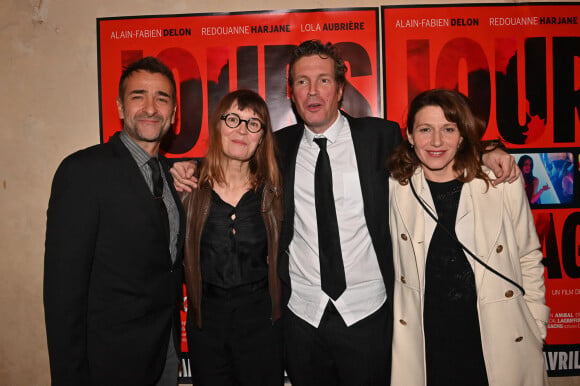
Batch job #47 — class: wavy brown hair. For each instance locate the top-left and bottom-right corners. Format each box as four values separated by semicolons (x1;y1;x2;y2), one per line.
388;88;492;187
199;89;281;191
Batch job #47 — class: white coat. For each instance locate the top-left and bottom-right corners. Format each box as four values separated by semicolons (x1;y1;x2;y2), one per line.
389;167;550;386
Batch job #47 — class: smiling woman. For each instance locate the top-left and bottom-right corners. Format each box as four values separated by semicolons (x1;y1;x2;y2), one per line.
407;105;463;182
179;89;284;386
217;103;264;166
387;89;549;386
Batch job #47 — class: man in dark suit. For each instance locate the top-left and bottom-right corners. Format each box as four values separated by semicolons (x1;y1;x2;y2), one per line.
44;56;185;386
275;40;401;386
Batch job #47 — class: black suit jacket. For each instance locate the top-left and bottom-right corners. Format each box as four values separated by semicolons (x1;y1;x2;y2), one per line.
275;111;402;310
44;132;185;386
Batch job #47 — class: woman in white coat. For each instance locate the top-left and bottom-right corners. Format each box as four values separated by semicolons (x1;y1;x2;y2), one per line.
387;89;549;386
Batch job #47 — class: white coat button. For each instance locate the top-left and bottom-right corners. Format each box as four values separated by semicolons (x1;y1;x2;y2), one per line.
401;234;408;241
399;319;407;326
496;245;503;253
401;276;406;284
505;290;514;298
515;336;523;342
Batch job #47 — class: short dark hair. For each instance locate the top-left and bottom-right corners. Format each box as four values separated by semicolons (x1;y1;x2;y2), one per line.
287;40;347;90
118;56;176;101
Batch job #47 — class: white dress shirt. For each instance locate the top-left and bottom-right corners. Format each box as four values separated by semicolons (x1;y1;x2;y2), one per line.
287;113;386;327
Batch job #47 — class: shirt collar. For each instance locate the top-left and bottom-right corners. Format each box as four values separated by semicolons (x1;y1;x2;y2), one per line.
119;131;158;167
303;111;344;146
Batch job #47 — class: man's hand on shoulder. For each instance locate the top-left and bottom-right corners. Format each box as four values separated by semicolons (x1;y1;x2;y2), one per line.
481;147;519;185
170;160;198;192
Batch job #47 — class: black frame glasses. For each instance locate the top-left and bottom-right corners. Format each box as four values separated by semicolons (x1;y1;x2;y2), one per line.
220;113;264;133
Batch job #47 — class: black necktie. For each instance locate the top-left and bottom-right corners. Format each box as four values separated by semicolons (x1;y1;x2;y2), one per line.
313;137;346;300
147;157;170;241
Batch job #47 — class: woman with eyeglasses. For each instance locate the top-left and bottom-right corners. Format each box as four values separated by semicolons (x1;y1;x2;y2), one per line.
387;89;549;386
180;89;284;386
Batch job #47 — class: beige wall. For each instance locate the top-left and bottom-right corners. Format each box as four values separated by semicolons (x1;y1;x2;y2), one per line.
1;0;578;384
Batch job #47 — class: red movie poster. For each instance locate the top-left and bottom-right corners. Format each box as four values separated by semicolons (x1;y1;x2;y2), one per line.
98;9;379;382
383;3;580;377
98;9;379;159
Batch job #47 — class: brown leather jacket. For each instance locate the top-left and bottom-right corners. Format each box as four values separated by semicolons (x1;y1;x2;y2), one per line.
181;183;283;328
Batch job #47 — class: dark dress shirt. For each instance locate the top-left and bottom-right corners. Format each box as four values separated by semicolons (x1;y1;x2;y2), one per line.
201;189;268;289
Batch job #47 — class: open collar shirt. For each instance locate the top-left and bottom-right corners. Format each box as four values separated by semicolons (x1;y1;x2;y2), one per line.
120;131;179;262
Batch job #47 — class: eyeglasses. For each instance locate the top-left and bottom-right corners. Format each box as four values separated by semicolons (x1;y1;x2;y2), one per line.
220;113;264;133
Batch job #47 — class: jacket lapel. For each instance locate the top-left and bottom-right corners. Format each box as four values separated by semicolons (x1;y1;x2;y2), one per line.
350;118;372;204
110;133;156;209
110;133;175;256
467;179;504;288
281;127;303;230
349;115;385;245
275;124;304;286
404;172;431;284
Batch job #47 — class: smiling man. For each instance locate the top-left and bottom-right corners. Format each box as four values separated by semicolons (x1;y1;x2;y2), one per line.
44;57;184;386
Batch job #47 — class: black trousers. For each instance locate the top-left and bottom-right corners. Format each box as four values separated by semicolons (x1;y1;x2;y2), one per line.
283;301;392;386
154;328;179;386
186;284;284;386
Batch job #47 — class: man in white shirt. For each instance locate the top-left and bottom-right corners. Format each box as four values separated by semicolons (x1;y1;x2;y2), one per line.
275;39;401;386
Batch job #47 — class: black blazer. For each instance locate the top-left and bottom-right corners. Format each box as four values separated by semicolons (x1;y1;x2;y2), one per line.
274;112;402;308
44;132;185;386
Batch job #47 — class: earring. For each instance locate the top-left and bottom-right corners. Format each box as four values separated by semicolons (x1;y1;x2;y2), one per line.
410;143;414;149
